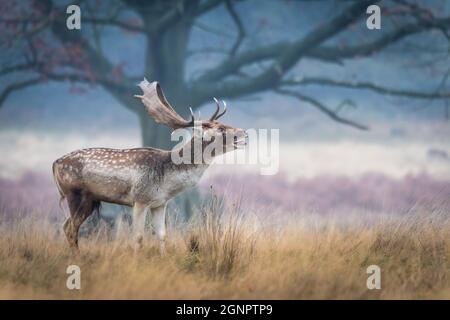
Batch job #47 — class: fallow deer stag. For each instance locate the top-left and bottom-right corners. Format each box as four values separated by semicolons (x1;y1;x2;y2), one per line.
53;78;247;253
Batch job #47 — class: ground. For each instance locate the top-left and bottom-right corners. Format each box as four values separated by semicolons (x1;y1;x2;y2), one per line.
0;205;448;300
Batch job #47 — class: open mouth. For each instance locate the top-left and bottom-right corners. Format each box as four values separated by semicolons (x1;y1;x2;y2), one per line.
233;134;248;148
234;140;246;148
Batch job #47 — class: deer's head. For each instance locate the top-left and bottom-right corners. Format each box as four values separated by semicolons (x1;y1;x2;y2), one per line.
135;79;247;156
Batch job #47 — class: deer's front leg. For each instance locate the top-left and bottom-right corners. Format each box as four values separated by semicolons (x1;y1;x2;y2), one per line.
132;202;149;252
151;203;167;255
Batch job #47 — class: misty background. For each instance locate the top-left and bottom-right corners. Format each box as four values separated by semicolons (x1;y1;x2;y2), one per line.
1;0;449;220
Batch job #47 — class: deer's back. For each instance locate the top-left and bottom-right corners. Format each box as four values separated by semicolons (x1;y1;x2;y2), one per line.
53;147;169;206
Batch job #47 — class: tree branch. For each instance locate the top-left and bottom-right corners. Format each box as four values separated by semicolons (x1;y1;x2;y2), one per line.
0;62;40;76
193;21;234;38
309;16;450;61
275;88;369;131
0;17;50;39
190;0;377;105
45;72;138;112
43;72;128;88
194;14;450;85
148;0;224;35
194;42;288;83
282;77;450;99
0;77;43;108
43;2;140;112
225;0;245;56
83;17;146;33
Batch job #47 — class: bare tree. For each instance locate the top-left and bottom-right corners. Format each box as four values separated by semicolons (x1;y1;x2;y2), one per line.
1;0;450;216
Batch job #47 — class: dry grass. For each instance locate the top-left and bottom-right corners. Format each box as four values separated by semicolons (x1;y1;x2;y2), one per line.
0;203;449;299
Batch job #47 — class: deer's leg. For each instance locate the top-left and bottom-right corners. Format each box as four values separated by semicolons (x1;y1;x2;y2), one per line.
132;202;148;251
63;217;72;243
65;191;82;249
66;190;97;250
151;203;167;255
73;199;100;246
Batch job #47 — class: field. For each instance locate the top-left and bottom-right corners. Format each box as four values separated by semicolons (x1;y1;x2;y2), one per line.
0;200;449;299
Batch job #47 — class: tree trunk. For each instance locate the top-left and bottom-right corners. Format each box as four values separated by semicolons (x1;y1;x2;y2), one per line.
137;3;201;222
139;108;173;148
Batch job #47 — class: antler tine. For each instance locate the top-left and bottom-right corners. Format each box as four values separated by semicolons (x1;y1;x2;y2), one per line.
210;97;221;121
215;100;228;120
189;107;195;125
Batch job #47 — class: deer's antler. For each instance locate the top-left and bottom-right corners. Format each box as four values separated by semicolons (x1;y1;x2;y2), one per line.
135;78;194;129
210;97;228;121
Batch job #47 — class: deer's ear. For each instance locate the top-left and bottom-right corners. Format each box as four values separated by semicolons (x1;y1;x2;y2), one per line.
135;79;193;129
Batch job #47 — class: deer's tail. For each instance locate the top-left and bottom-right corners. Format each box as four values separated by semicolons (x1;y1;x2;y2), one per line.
52;161;66;209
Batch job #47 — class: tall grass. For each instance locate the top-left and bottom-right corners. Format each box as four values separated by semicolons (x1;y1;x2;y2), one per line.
0;204;449;299
186;193;256;278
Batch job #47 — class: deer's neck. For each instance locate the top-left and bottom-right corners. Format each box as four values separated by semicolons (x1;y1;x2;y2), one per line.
170;137;215;167
162;138;211;195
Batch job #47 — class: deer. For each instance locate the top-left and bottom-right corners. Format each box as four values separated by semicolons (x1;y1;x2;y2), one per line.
52;78;247;254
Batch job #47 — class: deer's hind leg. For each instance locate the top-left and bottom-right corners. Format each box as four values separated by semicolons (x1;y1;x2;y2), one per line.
65;190;99;250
